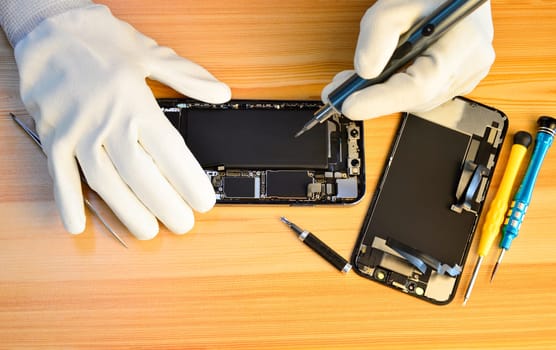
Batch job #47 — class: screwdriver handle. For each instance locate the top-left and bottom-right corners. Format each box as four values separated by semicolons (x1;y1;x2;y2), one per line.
477;131;531;257
500;117;556;250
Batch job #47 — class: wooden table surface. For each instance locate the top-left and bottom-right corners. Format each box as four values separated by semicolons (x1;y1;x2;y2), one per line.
1;1;555;348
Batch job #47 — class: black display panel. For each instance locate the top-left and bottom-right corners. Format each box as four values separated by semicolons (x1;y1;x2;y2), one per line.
352;97;508;304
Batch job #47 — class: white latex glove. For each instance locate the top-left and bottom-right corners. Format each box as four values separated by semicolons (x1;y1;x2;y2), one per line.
14;4;231;239
322;0;495;120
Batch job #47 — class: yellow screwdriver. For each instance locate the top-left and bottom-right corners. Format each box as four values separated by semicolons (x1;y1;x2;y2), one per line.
463;131;532;305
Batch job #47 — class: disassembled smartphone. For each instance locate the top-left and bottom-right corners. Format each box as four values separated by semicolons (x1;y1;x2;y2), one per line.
351;96;508;304
158;99;365;204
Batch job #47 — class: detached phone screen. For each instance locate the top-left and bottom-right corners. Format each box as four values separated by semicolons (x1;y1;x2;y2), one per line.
369;115;476;267
352;97;508;304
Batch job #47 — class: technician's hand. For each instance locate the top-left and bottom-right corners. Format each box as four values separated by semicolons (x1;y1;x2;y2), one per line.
14;5;231;239
322;0;494;120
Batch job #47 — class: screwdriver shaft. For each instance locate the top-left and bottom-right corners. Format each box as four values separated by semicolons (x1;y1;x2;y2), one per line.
490;249;506;282
463;256;483;305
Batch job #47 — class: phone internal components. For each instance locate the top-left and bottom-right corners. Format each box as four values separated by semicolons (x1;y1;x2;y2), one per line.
158;99;365;204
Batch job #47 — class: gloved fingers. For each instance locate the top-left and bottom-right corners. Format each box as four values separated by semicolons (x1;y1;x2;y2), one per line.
42;130;86;234
344;0;494;119
456;67;492;96
459;1;494;42
403;25;494;113
419;11;495;76
75;138;160;240
103;121;196;235
355;0;439;79
147;46;232;104
409;67;492;113
137;104;216;213
321;70;356;103
341;55;446;120
342;32;494;121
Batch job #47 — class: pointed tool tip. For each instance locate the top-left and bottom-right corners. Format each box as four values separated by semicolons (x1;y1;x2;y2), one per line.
10;112;22;124
294;130;304;138
490;264;499;283
491;249;506;283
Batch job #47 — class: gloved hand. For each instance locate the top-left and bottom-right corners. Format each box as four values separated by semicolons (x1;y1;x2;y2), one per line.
14;4;231;239
322;0;494;120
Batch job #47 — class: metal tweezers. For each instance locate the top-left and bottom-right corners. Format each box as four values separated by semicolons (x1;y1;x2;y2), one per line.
10;113;128;248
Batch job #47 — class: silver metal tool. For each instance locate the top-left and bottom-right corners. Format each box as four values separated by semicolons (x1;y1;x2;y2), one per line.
11;113;128;248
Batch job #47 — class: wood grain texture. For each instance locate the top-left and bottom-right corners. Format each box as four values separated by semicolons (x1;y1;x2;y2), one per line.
1;1;556;348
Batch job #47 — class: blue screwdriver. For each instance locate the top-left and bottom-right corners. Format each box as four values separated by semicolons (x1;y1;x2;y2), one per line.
490;116;556;281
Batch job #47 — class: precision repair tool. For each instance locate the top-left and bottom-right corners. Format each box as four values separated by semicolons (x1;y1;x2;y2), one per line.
10;113;128;248
491;116;556;281
280;217;352;273
295;0;488;138
463;131;532;305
